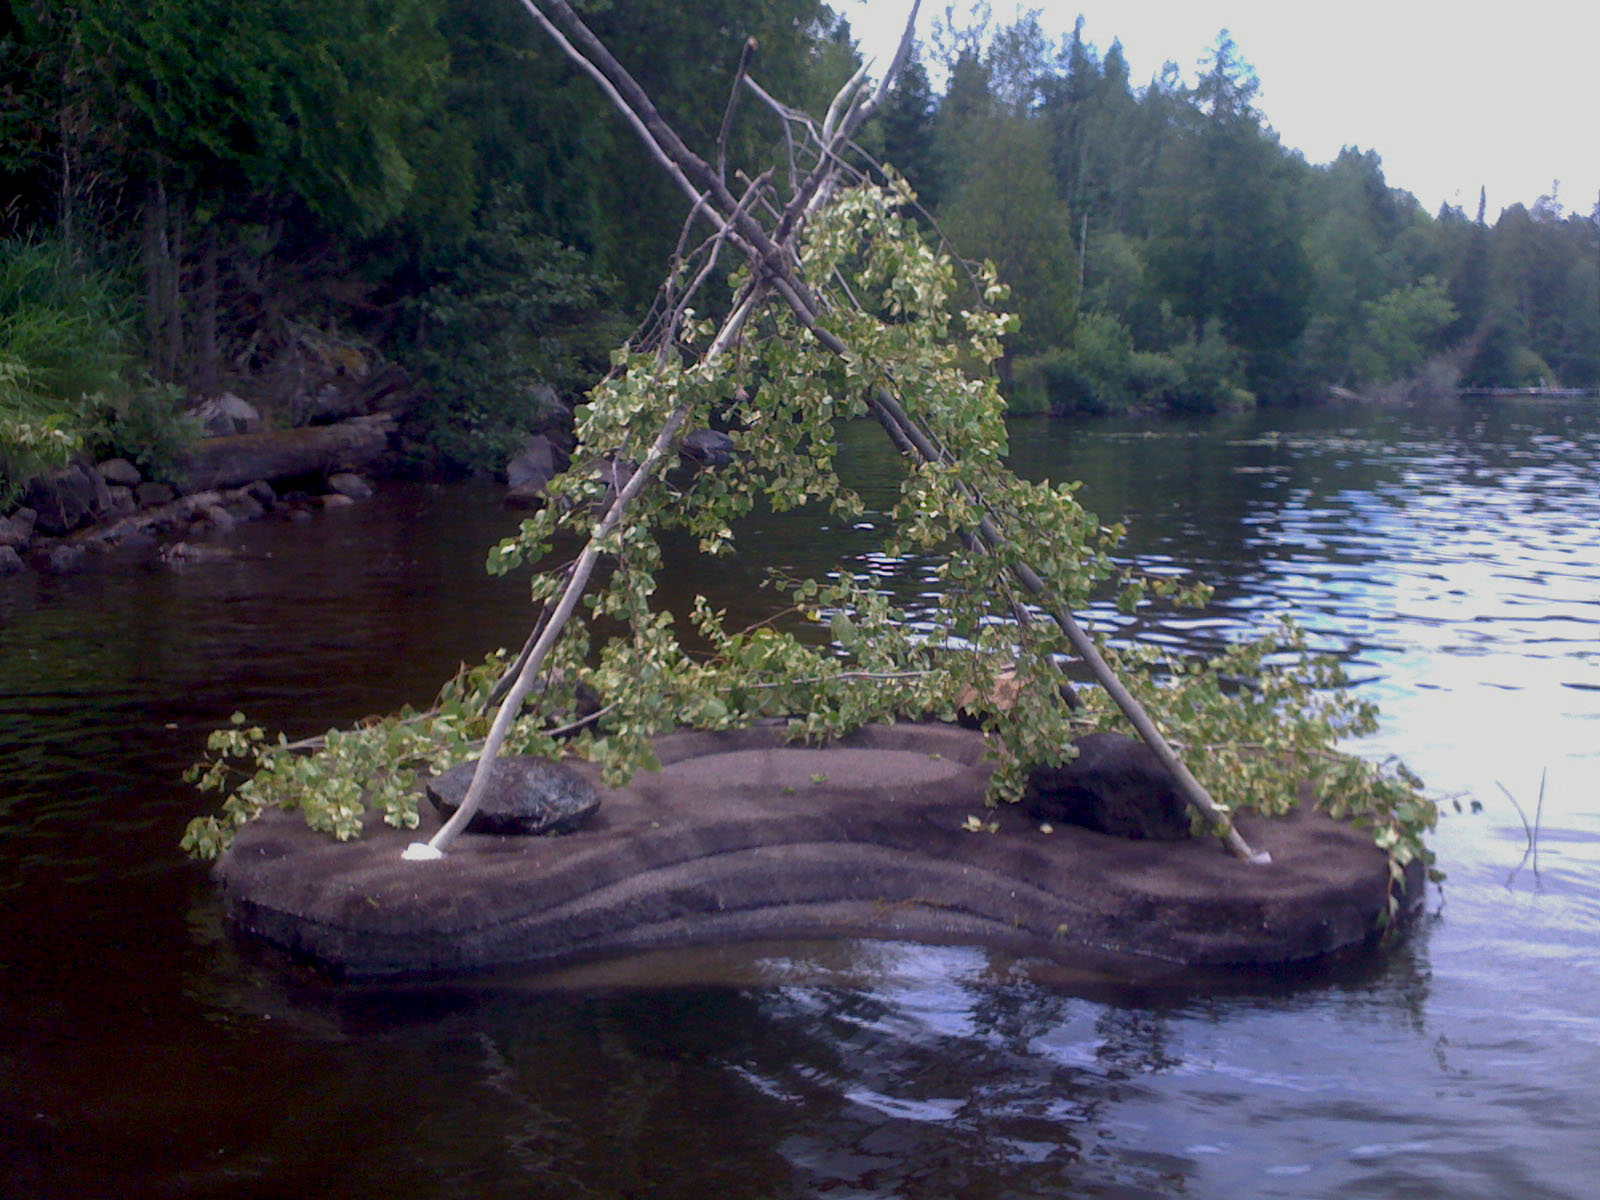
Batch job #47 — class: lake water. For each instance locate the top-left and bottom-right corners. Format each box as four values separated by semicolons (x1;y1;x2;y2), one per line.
2;400;1597;1198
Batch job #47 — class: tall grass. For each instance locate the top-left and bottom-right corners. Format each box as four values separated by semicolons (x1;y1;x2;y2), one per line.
0;237;132;506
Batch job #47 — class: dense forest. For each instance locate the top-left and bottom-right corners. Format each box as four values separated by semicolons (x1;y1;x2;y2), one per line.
2;1;1596;503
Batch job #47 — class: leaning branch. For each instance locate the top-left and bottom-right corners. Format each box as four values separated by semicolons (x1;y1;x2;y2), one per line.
715;37;759;185
514;0;703;213
407;283;767;857
768;278;1256;856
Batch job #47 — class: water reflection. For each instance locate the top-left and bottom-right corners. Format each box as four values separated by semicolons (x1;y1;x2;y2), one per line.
164;922;1454;1199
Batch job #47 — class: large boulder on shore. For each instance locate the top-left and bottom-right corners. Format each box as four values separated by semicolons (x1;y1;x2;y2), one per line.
1022;732;1193;840
0;508;36;549
96;458;142;488
136;482;177;508
426;756;602;836
105;485;137;515
189;393;261;437
24;464;112;535
504;435;565;510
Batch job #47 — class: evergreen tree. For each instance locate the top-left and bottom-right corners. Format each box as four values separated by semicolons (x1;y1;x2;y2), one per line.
871;49;940;204
931;13;1077;359
1295;147;1441;386
939;110;1077;357
1040;17;1098;216
1145;33;1311;374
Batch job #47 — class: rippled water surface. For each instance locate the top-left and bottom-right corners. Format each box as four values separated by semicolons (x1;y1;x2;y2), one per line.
2;402;1597;1198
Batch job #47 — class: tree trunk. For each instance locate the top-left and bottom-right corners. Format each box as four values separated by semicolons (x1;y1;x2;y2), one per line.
141;179;186;384
180;414;396;493
166;199;186;382
142;181;167;378
194;220;220;399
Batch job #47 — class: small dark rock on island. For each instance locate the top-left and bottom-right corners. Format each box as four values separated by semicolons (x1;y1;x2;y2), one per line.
1022;732;1193;840
425;756;602;836
679;428;736;468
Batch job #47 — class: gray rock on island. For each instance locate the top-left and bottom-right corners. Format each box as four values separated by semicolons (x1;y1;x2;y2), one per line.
679;428;735;468
504;435;566;510
425;756;602;836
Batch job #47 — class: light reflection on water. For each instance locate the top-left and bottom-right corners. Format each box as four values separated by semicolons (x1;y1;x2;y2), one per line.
2;401;1598;1198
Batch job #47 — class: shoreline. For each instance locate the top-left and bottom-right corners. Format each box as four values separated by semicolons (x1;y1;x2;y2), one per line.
0;414;396;577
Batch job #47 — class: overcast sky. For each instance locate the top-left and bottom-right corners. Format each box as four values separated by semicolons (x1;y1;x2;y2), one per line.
843;1;1599;220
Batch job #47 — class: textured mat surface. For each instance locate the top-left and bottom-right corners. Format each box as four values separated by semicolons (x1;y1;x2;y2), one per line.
216;724;1421;979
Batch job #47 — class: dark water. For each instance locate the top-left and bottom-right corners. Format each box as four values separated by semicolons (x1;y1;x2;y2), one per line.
2;402;1597;1198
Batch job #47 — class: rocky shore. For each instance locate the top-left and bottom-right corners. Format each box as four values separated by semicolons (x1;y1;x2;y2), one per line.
0;408;395;577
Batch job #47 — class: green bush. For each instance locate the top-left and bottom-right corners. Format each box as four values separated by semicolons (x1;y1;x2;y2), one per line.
1164;319;1254;413
1354;276;1458;384
1004;355;1052;415
0;379;80;507
1510;348;1558;388
1065;311;1136;412
1010;314;1136;417
1014;313;1213;417
1011;313;1256;419
89;381;197;485
0;239;130;398
1127;349;1184;404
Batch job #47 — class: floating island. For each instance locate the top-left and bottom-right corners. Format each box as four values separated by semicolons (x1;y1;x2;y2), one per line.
214;723;1423;981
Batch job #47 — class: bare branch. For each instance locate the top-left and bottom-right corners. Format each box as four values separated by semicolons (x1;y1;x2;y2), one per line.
776;2;920;240
716;37;759;185
515;0;704;214
674;170;775;339
821;57;873;145
526;0;775;263
865;1;923;118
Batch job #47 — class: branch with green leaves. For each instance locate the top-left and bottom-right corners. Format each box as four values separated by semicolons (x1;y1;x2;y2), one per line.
184;2;1436;904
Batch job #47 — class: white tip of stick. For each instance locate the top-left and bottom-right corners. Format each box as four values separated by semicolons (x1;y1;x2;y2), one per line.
402;842;446;862
1249;849;1273;866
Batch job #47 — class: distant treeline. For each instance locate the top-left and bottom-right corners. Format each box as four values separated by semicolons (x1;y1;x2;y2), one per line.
884;13;1598;413
2;2;1596;496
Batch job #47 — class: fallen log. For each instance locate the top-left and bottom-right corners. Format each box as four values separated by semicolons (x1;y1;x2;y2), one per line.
180;413;395;493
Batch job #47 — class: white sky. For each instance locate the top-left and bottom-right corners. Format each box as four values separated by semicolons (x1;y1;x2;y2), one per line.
843;1;1600;220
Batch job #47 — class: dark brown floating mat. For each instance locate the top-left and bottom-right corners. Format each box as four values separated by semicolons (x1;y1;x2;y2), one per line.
215;723;1424;980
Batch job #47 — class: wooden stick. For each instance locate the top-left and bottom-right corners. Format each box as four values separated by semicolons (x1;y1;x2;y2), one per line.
410;285;765;856
770;281;1261;858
